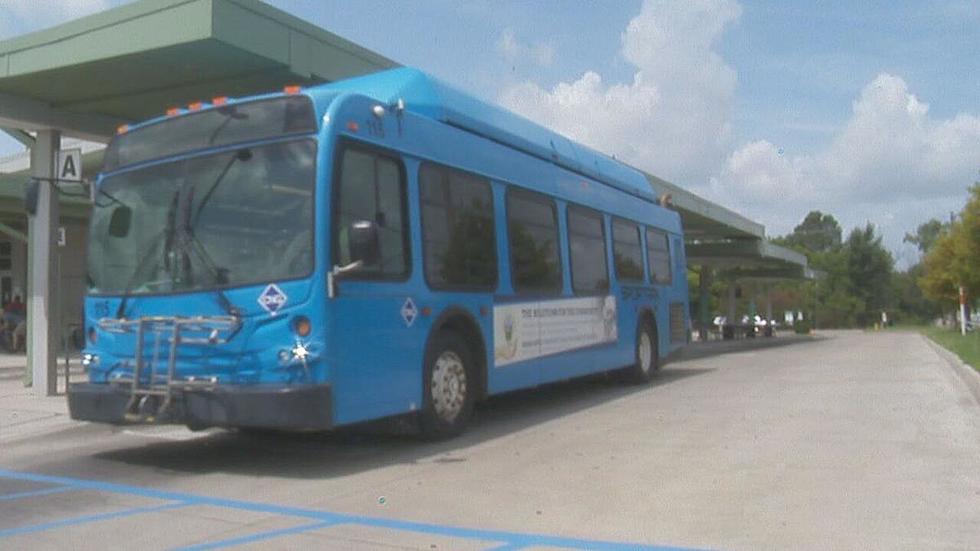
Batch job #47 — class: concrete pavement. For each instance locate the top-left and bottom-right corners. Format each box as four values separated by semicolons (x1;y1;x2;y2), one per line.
0;354;82;446
0;330;978;550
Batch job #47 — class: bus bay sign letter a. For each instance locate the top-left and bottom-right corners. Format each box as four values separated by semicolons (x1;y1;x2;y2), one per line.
57;148;82;182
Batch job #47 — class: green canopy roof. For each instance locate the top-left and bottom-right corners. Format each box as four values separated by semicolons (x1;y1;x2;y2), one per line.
0;0;397;141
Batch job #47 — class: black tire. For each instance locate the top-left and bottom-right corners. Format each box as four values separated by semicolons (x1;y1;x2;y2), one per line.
418;330;476;440
624;319;659;384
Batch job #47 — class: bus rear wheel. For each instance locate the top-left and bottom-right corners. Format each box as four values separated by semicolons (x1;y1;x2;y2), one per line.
419;331;476;440
625;320;659;384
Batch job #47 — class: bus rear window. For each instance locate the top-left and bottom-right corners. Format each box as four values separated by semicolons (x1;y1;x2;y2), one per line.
103;96;318;171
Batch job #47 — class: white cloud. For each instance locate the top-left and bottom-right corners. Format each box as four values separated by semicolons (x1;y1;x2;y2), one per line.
496;28;555;67
498;1;979;267
499;0;742;186
0;0;112;39
707;73;980;264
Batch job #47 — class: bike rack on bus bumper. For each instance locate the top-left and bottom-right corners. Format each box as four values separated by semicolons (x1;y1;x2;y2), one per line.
97;315;241;422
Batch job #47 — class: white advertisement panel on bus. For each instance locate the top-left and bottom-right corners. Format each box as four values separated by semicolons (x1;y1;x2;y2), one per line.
493;295;618;367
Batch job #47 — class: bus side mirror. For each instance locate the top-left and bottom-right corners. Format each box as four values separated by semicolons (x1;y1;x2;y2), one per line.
348;220;380;266
108;205;132;238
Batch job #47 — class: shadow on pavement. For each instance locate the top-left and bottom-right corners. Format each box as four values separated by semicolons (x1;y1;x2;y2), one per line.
84;366;714;480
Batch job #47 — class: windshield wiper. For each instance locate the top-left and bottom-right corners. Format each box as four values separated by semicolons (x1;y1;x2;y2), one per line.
114;189;180;318
113;148;250;320
178;183;240;318
182;233;239;317
207;105;249;145
190;148;252;229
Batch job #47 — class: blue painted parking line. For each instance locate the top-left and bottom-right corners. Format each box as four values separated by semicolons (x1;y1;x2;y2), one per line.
0;486;75;501
485;543;524;550
0;469;346;523
174;520;341;551
0;470;708;551
0;501;189;538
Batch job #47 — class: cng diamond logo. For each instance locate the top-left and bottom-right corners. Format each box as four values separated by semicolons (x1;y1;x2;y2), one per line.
401;297;418;327
258;284;288;315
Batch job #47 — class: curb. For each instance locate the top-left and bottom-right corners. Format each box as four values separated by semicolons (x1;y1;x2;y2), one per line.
922;334;980;406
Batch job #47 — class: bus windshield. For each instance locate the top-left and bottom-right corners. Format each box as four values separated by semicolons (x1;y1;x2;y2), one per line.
87;139;316;296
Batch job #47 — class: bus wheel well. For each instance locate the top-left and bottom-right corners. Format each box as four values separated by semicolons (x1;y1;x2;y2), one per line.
638;309;657;339
434;312;487;400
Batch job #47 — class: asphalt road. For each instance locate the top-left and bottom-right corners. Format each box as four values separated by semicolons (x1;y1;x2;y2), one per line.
1;330;978;550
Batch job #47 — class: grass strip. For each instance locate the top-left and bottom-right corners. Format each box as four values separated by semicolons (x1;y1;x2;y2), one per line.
921;326;980;371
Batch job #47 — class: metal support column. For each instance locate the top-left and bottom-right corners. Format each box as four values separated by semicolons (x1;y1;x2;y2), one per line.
27;129;60;396
765;285;773;323
746;283;757;338
765;284;774;337
724;279;737;340
698;266;711;341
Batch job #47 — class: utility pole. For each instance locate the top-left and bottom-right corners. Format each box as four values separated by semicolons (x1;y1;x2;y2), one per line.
960;286;968;336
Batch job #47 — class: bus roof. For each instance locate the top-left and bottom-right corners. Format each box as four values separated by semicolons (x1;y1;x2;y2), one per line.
310;67;658;203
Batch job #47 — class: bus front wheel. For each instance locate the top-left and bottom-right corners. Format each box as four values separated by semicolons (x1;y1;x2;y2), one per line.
419;331;476;440
625;320;659;384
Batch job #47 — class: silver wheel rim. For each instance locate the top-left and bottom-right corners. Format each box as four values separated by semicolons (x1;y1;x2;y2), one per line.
431;350;467;422
638;332;653;373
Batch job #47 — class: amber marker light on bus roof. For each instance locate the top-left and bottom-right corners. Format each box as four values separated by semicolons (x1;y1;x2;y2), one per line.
166;107;180;116
212;96;228;106
283;85;301;94
346;121;359;132
116;124;129;135
188;101;203;111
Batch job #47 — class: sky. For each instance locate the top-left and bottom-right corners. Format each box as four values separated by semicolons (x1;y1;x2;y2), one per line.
1;0;978;268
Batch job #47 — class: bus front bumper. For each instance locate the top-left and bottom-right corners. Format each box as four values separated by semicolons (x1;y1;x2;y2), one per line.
67;383;333;431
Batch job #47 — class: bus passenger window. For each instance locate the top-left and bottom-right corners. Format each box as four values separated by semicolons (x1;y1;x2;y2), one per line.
646;228;672;285
420;163;496;289
335;147;409;278
507;189;561;294
567;207;609;294
612;218;644;282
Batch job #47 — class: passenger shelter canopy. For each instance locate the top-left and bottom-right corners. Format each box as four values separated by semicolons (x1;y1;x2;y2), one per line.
0;0;397;142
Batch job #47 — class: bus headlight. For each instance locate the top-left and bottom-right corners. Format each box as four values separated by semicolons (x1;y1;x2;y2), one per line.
291;342;311;361
81;353;99;367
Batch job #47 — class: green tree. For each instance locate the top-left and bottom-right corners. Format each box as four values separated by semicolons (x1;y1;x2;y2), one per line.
903;218;947;254
844;224;894;326
920;229;962;307
809;246;864;327
892;263;941;323
777;211;843;254
920;183;980;307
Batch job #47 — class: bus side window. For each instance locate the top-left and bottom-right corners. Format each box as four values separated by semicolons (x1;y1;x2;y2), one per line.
567;206;609;294
420;163;497;290
506;189;562;295
646;228;672;285
335;146;410;278
612;218;644;283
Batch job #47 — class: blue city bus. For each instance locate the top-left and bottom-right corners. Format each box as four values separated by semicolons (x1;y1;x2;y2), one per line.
68;68;690;438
